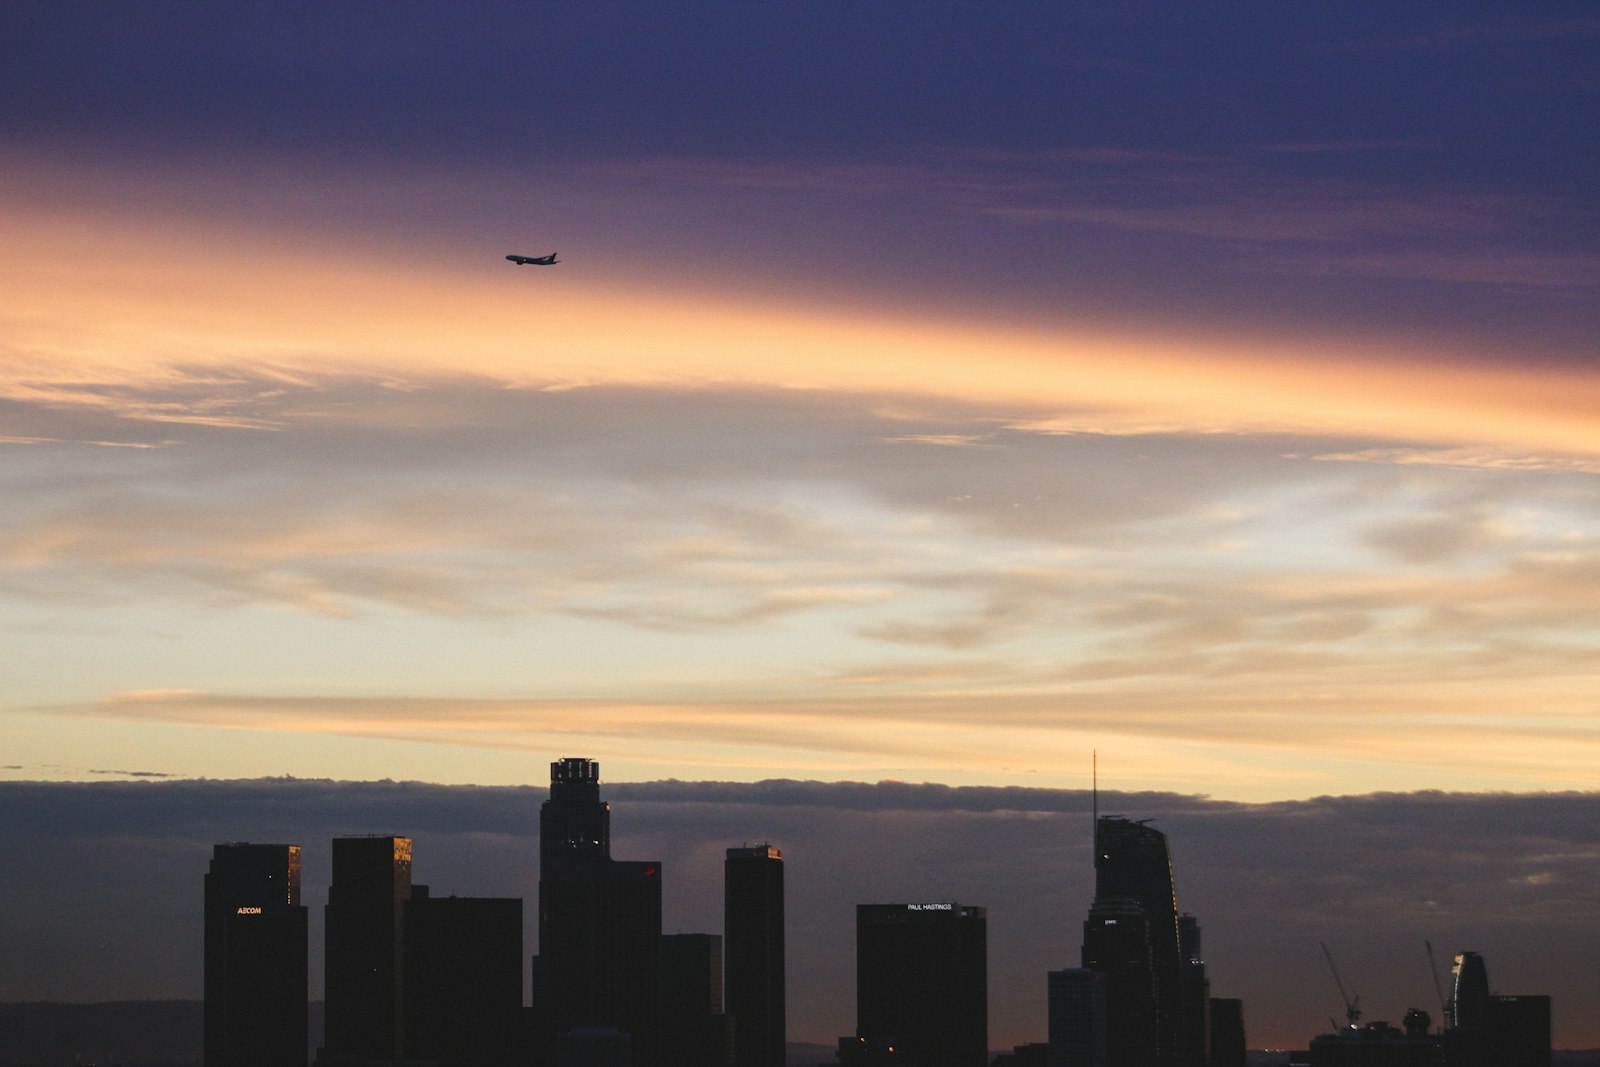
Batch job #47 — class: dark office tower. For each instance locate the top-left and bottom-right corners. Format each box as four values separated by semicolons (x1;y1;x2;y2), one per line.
1208;999;1246;1067
404;888;525;1067
542;860;662;1065
1177;915;1209;1067
1093;817;1182;1067
856;903;987;1067
1486;995;1551;1067
1080;898;1156;1067
1047;968;1107;1067
204;843;308;1067
725;845;785;1067
661;934;723;1016
542;756;611;870
539;759;662;1067
323;836;412;1064
1451;951;1490;1031
660;933;734;1067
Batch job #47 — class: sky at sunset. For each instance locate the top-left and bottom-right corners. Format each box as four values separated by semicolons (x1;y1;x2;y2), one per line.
2;2;1598;1049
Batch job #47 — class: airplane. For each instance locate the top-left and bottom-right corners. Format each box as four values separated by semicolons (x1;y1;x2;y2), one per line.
506;252;558;266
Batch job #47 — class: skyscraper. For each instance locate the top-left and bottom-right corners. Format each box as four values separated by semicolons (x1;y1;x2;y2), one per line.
537;758;662;1067
660;933;734;1067
1207;999;1247;1067
1446;951;1551;1067
855;902;987;1067
725;844;784;1067
660;933;723;1019
323;836;412;1063
1089;816;1182;1067
204;843;308;1067
1451;951;1490;1031
404;889;525;1067
1486;995;1552;1067
1079;897;1156;1067
1047;968;1107;1067
542;755;611;870
1177;914;1209;1067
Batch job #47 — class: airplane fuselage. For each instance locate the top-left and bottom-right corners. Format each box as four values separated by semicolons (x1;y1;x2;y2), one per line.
507;253;558;265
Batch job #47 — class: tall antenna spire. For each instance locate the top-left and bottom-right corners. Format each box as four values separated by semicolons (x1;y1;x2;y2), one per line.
1092;749;1099;865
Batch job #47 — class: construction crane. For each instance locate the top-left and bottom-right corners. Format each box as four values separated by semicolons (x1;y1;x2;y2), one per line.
1320;942;1362;1030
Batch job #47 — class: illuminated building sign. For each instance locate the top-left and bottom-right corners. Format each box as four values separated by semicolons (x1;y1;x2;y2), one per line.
906;903;953;911
236;906;262;914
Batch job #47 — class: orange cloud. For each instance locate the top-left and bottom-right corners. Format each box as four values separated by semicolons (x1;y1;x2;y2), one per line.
5;196;1599;465
30;680;1597;801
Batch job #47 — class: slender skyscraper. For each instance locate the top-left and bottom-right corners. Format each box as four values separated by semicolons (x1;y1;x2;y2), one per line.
323;836;412;1063
725;845;785;1067
1091;816;1182;1067
204;843;307;1067
1451;951;1490;1031
855;902;987;1067
1177;914;1209;1067
538;758;662;1067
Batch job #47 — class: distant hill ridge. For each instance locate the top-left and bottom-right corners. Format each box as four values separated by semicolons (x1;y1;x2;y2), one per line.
0;1001;203;1066
0;1003;1595;1067
0;1001;326;1067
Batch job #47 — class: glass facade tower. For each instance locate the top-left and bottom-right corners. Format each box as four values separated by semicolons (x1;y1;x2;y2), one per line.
856;902;988;1067
537;758;661;1067
204;843;307;1067
726;844;785;1067
323;836;412;1062
1087;816;1183;1067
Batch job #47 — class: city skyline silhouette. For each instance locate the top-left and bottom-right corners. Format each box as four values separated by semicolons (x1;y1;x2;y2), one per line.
193;759;1561;1065
2;773;1593;1057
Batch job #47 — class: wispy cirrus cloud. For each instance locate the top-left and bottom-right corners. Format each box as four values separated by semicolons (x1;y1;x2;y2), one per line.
4;379;1596;700
611;150;1525;250
1257;250;1600;290
87;768;177;778
1339;16;1600;54
983;190;1501;244
1309;446;1600;474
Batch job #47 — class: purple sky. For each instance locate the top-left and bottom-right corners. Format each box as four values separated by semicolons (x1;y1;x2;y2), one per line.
6;2;1596;357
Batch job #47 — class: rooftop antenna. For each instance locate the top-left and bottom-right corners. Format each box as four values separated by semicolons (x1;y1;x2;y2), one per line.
1091;750;1099;868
